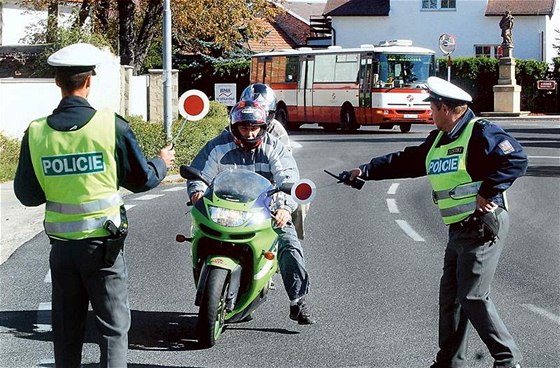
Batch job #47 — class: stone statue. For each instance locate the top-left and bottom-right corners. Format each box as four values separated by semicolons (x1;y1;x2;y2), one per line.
500;10;514;46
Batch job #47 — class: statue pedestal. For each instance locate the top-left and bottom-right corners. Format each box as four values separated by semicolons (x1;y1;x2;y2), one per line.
490;54;526;115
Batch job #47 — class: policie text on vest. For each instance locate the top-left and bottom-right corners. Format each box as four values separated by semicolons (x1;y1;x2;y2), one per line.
41;152;105;176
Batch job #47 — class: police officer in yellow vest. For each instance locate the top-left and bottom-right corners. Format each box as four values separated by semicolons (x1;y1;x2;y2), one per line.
342;77;527;368
14;43;175;367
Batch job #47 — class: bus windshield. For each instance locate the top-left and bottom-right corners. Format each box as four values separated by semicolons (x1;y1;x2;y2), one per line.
377;53;434;87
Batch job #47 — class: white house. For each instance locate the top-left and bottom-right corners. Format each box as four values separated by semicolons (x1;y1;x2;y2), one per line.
0;0;77;46
323;0;559;63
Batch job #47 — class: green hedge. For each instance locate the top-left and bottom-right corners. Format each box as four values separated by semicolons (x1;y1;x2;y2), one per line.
0;101;229;183
129;100;228;174
436;57;559;113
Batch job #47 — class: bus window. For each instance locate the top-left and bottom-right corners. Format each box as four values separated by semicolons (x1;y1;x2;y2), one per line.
285;56;299;83
378;53;434;87
314;53;359;83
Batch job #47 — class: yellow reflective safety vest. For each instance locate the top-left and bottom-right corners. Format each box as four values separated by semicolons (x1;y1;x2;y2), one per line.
426;119;482;225
28;110;123;240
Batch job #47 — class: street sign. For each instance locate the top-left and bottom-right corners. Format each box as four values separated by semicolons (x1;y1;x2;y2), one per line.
537;80;557;91
178;89;210;121
215;83;237;106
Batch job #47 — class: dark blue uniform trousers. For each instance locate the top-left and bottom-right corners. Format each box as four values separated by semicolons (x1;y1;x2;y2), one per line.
50;238;130;367
436;209;521;368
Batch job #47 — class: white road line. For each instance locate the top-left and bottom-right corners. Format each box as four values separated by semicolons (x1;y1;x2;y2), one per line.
521;304;560;325
528;155;560;159
163;187;185;192
44;270;51;283
134;194;164;201
34;302;52;332
291;140;302;148
387;183;399;195
395;220;425;242
124;204;136;211
386;198;399;213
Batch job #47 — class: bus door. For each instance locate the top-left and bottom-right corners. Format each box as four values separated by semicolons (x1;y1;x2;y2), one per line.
297;55;314;123
358;52;374;124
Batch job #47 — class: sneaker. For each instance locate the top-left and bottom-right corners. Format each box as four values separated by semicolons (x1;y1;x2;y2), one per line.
289;298;315;325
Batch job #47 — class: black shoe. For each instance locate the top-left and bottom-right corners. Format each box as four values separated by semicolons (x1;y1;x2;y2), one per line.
289;298;315;325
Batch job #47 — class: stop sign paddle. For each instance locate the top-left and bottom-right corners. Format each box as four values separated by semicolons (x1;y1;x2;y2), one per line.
171;90;210;147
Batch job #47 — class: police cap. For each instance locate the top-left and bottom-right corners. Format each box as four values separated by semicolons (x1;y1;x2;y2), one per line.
47;43;102;75
423;76;472;105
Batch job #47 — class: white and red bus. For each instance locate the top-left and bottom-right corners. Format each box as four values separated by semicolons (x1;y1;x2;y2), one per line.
250;40;436;132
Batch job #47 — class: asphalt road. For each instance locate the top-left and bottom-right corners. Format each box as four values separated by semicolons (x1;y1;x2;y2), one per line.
1;121;559;367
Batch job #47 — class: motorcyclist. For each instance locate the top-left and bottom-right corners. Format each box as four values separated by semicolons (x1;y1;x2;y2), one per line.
187;100;315;325
240;83;309;240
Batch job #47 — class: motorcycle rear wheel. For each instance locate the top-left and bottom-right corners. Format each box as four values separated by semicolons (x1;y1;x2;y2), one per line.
197;267;229;348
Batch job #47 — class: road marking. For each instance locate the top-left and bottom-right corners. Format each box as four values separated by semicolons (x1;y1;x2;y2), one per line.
124;204;136;211
134;194;164;201
521;304;560;325
163;186;185;192
44;270;51;283
528;155;560;160
387;183;399;195
34;302;52;333
386;198;399;213
395;220;425;242
291;140;302;148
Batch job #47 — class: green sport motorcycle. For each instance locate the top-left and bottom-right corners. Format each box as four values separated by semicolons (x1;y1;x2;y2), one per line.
177;166;315;348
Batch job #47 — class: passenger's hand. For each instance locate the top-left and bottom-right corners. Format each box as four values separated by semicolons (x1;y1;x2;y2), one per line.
476;194;498;213
160;144;175;168
273;208;291;228
190;192;204;204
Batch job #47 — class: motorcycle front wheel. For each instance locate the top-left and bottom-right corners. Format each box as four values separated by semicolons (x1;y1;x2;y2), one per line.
197;267;229;348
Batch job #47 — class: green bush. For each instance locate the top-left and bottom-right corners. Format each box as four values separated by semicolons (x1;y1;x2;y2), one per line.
0;101;229;183
0;133;21;182
436;57;555;113
129;101;228;174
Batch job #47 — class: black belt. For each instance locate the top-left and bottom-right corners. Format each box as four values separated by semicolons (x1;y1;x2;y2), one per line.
450;214;482;230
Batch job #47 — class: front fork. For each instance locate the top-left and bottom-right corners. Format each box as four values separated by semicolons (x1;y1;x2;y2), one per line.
195;257;242;312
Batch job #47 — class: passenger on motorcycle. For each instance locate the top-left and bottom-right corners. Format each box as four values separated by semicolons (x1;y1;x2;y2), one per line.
240;83;309;240
187;100;315;325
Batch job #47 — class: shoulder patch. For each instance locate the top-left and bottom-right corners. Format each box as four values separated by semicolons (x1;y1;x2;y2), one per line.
498;139;515;154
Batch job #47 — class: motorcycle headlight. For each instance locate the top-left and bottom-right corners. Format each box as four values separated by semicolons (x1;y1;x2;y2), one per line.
209;206;252;227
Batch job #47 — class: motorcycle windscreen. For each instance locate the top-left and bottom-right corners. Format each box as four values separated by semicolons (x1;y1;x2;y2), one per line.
213;169;272;202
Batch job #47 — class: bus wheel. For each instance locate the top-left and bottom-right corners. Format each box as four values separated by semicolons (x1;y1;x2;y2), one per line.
340;107;357;132
400;123;411;133
276;106;298;131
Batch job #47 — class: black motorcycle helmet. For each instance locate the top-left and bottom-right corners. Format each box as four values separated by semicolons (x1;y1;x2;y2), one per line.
240;83;277;124
229;100;268;150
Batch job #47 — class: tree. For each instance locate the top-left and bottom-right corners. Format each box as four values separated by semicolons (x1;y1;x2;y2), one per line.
19;0;282;73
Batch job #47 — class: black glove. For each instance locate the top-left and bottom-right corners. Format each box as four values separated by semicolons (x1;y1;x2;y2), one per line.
338;171;365;190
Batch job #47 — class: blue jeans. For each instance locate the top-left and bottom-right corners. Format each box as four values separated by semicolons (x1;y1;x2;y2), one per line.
436;209;521;368
276;223;310;301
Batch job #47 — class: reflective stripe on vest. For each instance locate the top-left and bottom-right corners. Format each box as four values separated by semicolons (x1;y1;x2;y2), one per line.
426;118;480;225
28;110;121;240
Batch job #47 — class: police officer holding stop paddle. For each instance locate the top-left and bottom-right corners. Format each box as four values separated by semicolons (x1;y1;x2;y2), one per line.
14;43;175;367
342;77;527;368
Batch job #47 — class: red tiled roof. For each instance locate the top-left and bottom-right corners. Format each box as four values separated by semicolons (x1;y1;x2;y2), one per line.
247;18;299;53
485;0;555;16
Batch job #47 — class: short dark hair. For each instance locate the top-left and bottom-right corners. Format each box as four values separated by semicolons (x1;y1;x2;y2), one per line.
55;70;93;92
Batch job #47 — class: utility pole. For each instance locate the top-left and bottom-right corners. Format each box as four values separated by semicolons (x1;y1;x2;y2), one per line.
163;0;172;140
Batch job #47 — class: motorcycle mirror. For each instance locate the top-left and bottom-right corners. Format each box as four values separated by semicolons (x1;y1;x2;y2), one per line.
179;165;210;186
291;179;316;204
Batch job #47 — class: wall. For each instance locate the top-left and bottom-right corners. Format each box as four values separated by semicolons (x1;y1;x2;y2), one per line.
330;0;558;63
1;49;123;138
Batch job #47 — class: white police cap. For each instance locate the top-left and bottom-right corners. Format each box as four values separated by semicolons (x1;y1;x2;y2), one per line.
423;76;472;104
47;43;102;73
